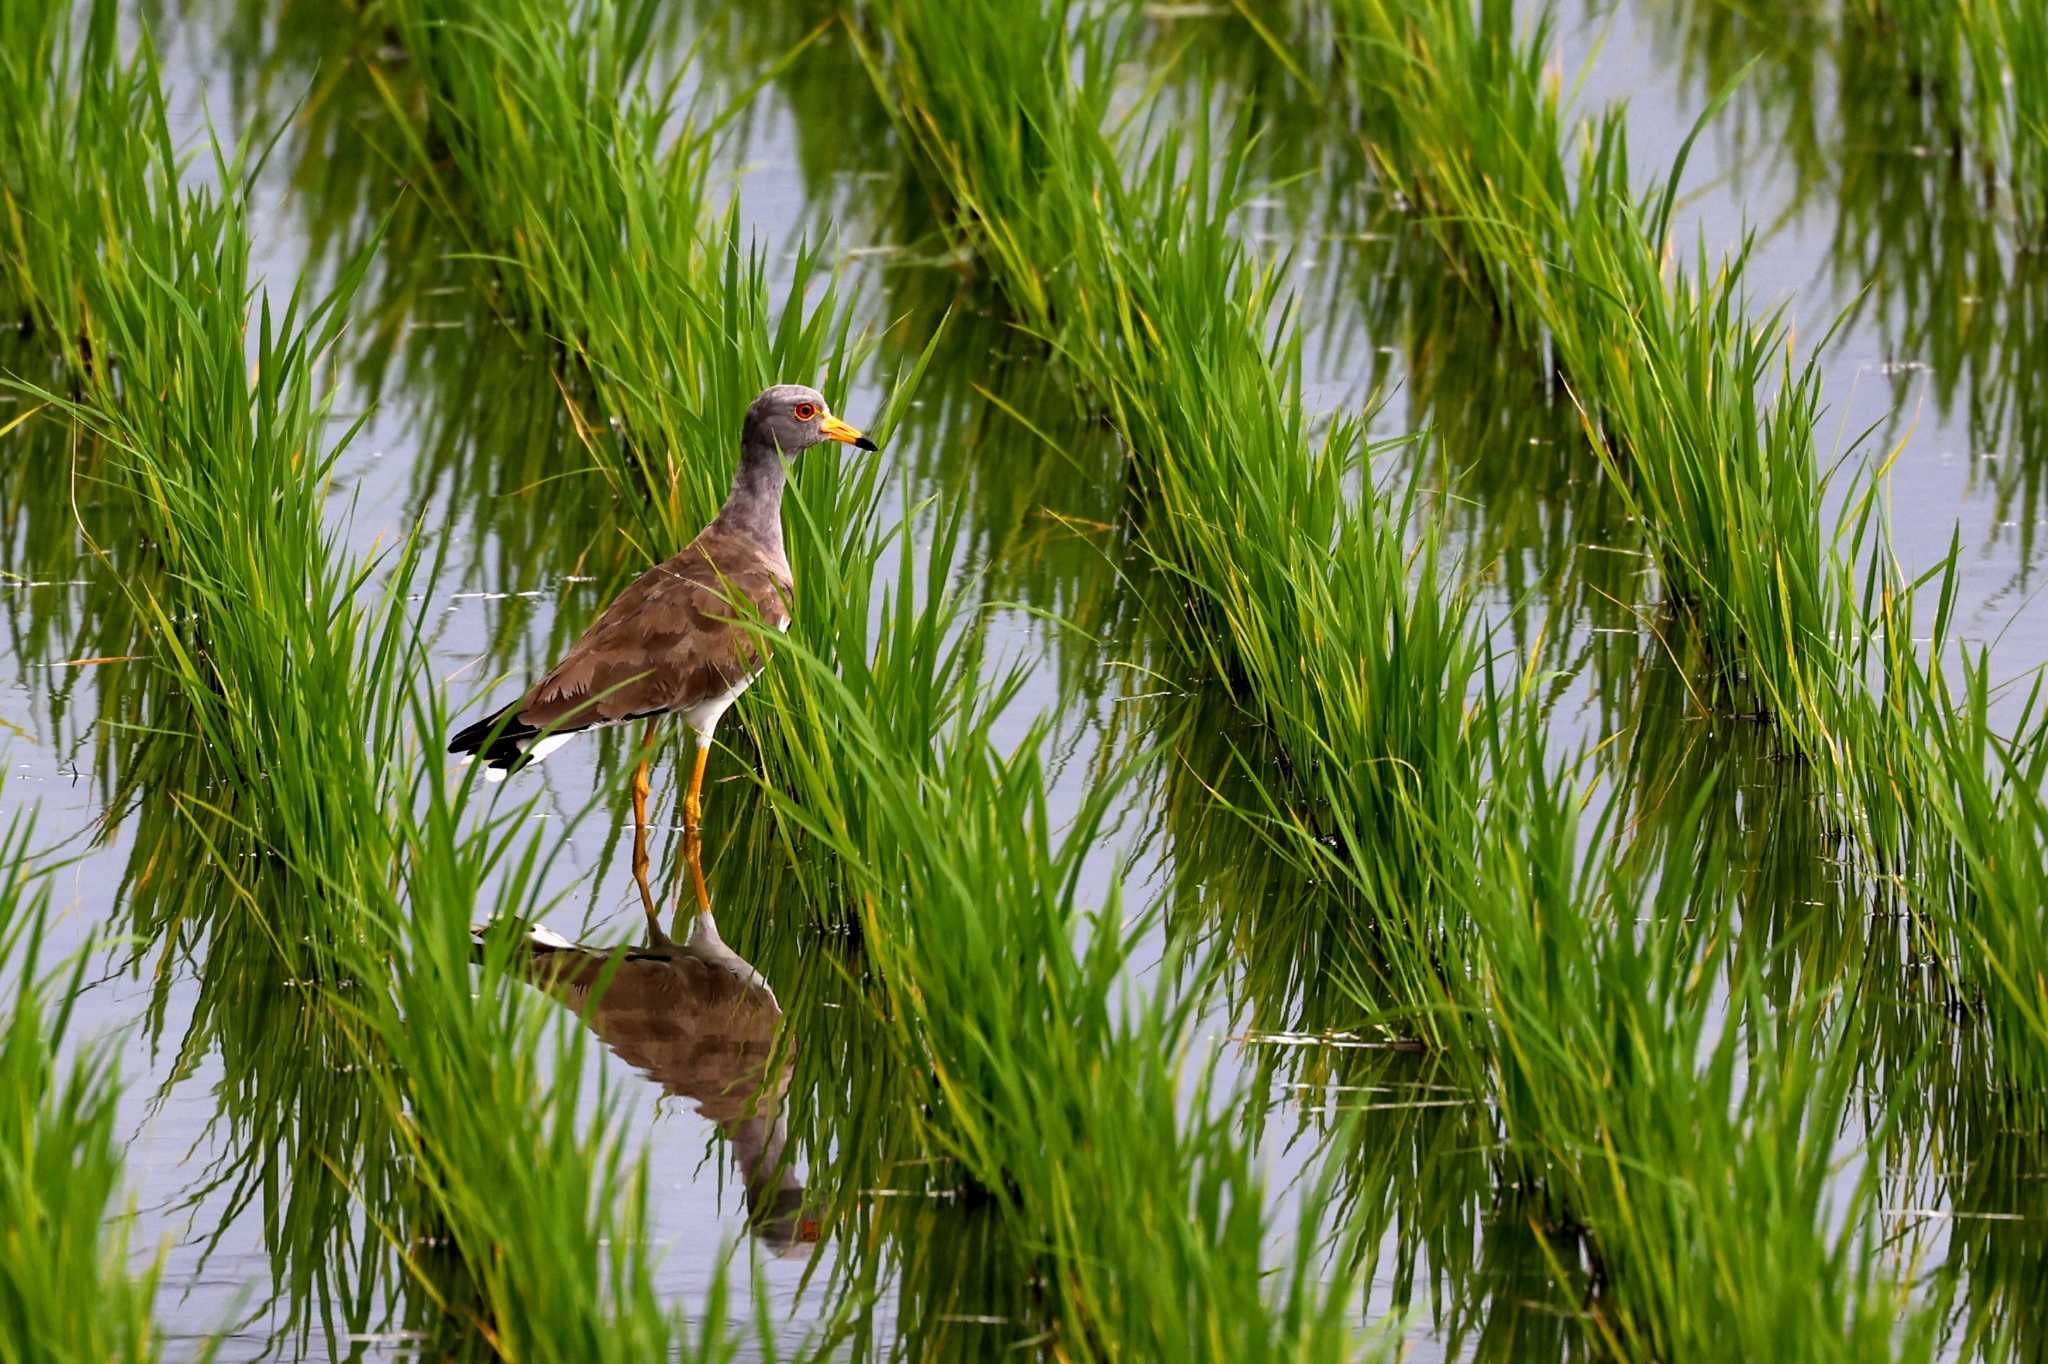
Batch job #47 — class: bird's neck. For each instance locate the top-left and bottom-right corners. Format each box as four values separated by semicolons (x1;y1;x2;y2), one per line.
713;441;787;559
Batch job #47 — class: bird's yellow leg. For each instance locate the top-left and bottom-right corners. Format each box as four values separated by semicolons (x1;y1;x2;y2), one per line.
683;737;712;914
683;740;710;832
630;718;663;940
686;825;712;915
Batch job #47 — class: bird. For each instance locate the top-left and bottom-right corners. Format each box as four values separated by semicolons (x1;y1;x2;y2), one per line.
474;911;814;1251
448;384;877;936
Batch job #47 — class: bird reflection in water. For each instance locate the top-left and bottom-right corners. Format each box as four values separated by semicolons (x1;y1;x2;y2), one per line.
474;907;814;1252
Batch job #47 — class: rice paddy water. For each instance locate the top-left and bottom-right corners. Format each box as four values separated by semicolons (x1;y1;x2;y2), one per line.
3;0;2046;1358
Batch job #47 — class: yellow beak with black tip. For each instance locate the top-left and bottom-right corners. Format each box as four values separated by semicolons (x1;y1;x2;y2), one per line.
820;415;879;451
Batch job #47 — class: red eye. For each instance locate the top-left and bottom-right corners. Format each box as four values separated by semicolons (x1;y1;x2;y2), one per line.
793;402;818;422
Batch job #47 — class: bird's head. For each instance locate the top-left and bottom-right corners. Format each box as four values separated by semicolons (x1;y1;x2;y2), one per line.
743;384;878;457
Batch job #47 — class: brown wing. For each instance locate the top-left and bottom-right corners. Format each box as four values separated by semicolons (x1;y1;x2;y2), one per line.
525;947;788;1122
516;529;792;733
512;939;806;1244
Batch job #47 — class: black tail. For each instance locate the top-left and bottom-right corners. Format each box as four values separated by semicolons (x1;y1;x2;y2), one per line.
448;704;541;773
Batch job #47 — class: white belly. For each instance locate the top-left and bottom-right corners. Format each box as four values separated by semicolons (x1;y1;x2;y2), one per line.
682;671;757;739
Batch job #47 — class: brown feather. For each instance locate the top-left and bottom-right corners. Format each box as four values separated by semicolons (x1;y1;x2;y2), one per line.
520;942;788;1124
515;524;793;734
482;924;811;1249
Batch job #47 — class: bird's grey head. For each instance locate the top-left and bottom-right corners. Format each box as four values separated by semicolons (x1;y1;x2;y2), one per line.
742;384;878;457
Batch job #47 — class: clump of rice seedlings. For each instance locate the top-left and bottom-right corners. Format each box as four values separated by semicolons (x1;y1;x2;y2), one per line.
0;819;165;1364
1319;0;1852;743
0;0;162;355
2;70;425;1339
755;624;1371;1361
1254;635;1946;1358
852;0;1122;328
1101;141;1486;1039
368;0;858;559
851;0;1488;1046
1311;0;2048;1130
1660;0;2048;562
3;4;720;1353
1833;568;2048;1128
1520;0;2048;1144
843;1;1969;1353
2;31;400;1340
1603;0;2048;1153
1445;689;1937;1362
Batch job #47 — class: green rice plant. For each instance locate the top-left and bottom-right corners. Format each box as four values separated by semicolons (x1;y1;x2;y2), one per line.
93;248;693;1362
0;0;166;353
1652;0;2048;559
363;739;715;1361
0;818;167;1364
1459;731;1933;1361
1361;669;1936;1360
1593;1;2048;1154
1174;635;1943;1359
1;5;738;1353
754;624;1373;1361
1322;0;1854;740
1;33;397;1342
1845;593;2048;1124
1103;150;1485;1040
367;0;858;560
844;7;1974;1352
852;0;1121;330
849;0;1491;1047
